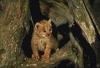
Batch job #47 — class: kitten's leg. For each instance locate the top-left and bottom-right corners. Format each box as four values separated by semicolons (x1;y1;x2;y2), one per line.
32;43;40;61
43;42;51;63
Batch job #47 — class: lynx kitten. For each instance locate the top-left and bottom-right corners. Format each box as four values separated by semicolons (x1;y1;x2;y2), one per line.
31;19;57;63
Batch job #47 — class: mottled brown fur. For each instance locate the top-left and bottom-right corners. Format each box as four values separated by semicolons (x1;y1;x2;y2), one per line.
31;19;57;63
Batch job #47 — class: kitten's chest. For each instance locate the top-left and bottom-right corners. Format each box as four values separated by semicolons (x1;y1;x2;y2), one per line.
38;38;48;51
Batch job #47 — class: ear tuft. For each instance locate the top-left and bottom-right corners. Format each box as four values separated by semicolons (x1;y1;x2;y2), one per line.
48;19;51;23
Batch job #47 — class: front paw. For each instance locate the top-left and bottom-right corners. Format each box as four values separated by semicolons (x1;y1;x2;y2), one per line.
32;54;40;62
42;55;50;63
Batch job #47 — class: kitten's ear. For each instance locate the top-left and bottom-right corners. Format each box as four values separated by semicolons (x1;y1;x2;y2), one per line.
34;23;40;29
48;19;51;23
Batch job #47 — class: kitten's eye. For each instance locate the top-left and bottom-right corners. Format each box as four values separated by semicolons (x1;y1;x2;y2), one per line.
44;30;46;32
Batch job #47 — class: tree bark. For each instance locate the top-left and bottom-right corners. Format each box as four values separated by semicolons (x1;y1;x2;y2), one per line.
0;0;29;67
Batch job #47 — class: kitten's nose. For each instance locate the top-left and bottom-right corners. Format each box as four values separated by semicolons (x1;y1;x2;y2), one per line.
47;33;50;36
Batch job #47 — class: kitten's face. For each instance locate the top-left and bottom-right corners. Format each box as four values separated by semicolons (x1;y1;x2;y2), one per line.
34;20;52;38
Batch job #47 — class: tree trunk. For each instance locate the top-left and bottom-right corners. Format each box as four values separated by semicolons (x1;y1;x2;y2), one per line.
0;0;29;67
